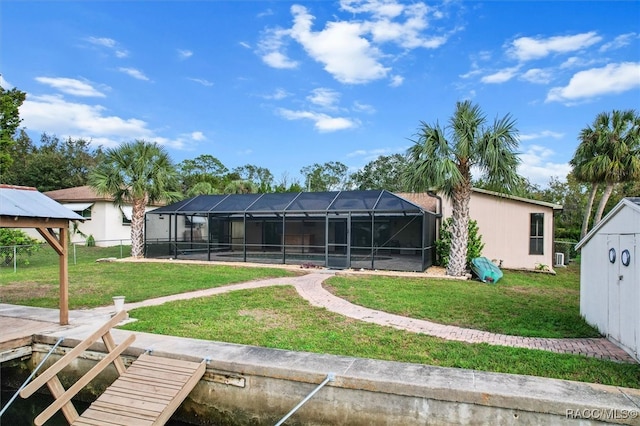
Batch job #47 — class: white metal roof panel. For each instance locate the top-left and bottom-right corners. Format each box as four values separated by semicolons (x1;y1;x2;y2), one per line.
0;185;84;220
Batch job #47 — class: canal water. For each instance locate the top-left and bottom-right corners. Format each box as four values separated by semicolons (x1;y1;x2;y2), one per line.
0;389;195;425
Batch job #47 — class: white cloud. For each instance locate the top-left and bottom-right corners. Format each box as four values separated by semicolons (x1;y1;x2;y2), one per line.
188;78;213;87
1;75;14;88
258;27;299;69
519;68;553;84
21;94;153;147
508;32;602;62
346;146;399;160
178;49;193;60
352;101;376;114
86;36;129;58
263;88;289;100
277;108;359;132
86;36;116;48
35;77;106;97
559;56;596;70
518;145;571;186
599;32;639;52
118;67;150;81
481;66;520;84
258;1;454;85
262;51;299;69
362;2;449;49
191;131;205;141
290;5;389;84
389;75;404;87
239;41;251;49
519;130;564;141
546;62;640;103
307;88;340;108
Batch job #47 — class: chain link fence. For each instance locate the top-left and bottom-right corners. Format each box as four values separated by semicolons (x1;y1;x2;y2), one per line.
0;240;132;272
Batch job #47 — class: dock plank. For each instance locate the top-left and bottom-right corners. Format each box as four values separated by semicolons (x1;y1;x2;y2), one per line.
71;353;206;426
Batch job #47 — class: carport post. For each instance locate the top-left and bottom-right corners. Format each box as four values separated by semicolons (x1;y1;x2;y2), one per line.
59;227;69;325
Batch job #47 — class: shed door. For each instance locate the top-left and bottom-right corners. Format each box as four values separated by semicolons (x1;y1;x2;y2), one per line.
607;234;636;352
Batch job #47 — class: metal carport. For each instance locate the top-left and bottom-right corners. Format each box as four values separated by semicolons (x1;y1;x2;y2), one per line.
0;185;84;325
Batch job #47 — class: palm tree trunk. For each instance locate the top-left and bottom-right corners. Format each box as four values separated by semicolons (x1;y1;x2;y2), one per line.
447;184;471;277
130;196;148;258
580;184;598;239
593;183;614;225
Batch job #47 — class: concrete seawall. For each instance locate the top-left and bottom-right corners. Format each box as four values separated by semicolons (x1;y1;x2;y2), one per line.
10;331;640;426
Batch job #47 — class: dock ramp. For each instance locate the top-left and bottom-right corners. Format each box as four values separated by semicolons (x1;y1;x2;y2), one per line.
19;310;206;426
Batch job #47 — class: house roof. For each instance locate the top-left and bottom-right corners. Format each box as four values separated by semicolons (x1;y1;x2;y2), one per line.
150;190;426;216
397;188;563;213
576;197;640;249
471;187;563;210
0;185;84;221
44;185;112;202
45;185;165;207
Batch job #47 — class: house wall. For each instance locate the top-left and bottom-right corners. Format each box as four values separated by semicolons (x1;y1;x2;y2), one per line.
580;206;639;361
22;202;157;247
440;192;556;270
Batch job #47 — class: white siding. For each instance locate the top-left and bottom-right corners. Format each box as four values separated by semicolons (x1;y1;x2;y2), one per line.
579;201;640;361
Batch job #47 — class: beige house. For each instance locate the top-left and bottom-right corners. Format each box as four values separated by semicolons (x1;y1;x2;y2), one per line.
43;186;160;247
399;188;562;271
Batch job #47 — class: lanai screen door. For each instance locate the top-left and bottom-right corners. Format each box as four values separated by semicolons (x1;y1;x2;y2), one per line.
327;215;349;268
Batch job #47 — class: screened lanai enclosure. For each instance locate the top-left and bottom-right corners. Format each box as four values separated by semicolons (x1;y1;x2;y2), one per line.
145;190;437;272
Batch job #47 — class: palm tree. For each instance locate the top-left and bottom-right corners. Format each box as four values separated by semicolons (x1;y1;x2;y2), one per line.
571;123;601;239
186;181;218;197
405;101;522;277
223;179;258;194
88;140;181;258
571;110;640;237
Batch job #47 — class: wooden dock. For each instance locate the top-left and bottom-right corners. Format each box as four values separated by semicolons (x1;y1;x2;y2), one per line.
16;311;207;426
73;353;206;425
0;316;63;363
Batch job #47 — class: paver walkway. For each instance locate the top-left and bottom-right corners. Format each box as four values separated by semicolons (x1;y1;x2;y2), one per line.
115;271;635;363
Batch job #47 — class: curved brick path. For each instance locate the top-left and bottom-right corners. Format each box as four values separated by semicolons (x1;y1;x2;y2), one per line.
120;271;636;363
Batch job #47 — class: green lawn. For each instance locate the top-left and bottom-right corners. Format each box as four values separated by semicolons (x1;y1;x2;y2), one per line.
324;265;597;338
0;245;296;309
2;247;639;388
121;286;640;389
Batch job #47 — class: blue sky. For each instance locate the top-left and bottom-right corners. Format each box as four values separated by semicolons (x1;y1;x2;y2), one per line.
2;0;639;188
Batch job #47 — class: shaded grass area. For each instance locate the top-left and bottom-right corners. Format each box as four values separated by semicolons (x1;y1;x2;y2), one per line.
0;245;295;309
121;286;640;389
325;265;598;338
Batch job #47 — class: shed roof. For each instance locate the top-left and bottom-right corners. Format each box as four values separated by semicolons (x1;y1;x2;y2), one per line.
576;197;640;249
0;185;84;221
149;190;425;216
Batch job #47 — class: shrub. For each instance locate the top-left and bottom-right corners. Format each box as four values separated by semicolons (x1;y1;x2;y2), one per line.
86;234;96;247
0;228;42;266
435;217;484;268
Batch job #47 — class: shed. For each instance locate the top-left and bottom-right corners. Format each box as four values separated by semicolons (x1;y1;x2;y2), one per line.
0;185;84;325
576;197;640;361
145;190;437;272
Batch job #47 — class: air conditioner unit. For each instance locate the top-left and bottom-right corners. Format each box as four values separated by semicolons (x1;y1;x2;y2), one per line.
554;252;565;267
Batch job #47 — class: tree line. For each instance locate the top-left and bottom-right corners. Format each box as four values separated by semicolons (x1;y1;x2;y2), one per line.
1;86;638;275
